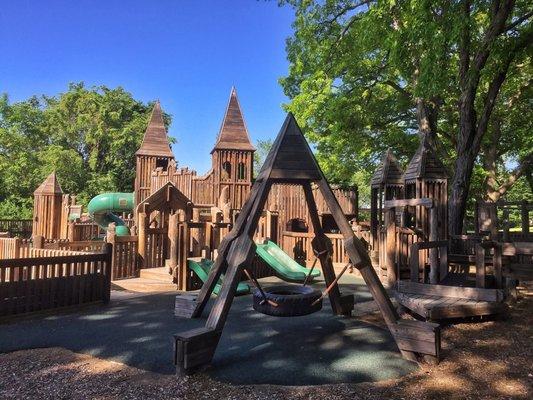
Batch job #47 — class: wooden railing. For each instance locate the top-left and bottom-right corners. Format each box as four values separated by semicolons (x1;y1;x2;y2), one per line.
107;235;139;280
280;231;352;266
0;244;112;318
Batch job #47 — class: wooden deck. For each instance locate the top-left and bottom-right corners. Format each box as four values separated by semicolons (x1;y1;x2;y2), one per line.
395;281;508;321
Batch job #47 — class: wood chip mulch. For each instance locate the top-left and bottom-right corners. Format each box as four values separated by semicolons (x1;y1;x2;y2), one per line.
1;295;531;400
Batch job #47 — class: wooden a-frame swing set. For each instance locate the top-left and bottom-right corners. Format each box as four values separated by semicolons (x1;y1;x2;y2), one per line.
174;114;441;374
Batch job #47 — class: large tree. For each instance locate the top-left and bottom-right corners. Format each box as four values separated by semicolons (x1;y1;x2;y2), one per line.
280;0;532;233
0;83;170;218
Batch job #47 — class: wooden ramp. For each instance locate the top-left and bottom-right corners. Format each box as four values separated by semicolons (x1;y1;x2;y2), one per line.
395;281;508;321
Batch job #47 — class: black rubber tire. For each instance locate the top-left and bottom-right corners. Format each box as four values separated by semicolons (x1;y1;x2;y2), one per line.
252;284;323;317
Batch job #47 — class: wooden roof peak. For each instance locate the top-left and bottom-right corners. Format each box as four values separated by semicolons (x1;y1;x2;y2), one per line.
256;113;321;182
371;148;404;187
404;136;447;181
211;87;255;153
136;101;174;158
34;171;63;195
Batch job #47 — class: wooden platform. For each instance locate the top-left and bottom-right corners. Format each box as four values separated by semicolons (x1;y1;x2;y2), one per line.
395;281;508;321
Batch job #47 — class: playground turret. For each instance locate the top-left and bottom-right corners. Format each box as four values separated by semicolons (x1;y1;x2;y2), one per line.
88;193;134;236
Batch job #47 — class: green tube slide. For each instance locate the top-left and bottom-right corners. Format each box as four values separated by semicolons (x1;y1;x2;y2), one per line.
88;192;134;236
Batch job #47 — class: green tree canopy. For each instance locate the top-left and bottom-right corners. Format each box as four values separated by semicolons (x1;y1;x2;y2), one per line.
280;0;532;231
0;83;171;218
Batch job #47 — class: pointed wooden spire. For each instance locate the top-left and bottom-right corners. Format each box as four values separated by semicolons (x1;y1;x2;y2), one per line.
34;172;63;195
211;87;255;153
256;113;321;181
136;101;174;157
404;136;447;181
371;149;404;187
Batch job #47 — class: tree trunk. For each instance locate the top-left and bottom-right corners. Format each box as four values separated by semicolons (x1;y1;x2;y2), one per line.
449;146;478;235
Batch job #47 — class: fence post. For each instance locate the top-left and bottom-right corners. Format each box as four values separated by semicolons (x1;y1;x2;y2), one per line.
34;235;44;249
106;224;117;280
102;242;113;303
14;237;21;258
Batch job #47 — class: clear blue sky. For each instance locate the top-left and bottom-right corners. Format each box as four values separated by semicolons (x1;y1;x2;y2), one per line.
0;0;294;173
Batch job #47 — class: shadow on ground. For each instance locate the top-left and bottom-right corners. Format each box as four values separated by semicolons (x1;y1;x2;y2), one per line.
0;276;416;385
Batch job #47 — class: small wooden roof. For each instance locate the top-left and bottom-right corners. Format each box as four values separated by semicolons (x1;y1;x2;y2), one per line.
256;113;321;182
138;182;192;215
211;87;255;153
34;172;63;195
136;101;174;158
404;137;447;181
371;149;404;187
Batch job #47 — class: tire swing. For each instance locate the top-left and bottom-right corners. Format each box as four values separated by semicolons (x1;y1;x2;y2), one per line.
246;250;352;318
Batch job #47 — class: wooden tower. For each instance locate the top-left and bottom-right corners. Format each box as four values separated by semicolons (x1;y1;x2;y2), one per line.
211;87;255;210
404;137;448;240
174;114;441;374
32;172;64;239
370;149;404;252
135;101;175;207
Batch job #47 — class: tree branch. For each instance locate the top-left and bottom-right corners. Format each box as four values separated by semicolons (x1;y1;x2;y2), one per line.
504;10;533;32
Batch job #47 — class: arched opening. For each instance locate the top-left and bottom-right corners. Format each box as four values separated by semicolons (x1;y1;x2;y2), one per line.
286;218;308;233
222;161;232;180
237;162;246;180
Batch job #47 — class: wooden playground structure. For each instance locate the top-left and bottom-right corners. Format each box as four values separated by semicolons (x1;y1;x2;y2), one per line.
0;87;532;373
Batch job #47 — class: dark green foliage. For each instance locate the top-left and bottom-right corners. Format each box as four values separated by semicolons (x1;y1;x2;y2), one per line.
0;83;172;218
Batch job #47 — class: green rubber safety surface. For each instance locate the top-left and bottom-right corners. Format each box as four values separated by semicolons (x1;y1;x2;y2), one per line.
0;276;416;386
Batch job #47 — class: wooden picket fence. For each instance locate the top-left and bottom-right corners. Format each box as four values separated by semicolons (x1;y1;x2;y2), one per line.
0;244;112;318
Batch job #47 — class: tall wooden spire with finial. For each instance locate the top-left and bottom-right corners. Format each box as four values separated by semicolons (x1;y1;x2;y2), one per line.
32;172;64;239
210;87;255;209
135;101;175;206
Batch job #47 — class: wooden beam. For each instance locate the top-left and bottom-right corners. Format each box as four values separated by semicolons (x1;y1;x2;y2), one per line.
303;182;352;316
384;198;433;209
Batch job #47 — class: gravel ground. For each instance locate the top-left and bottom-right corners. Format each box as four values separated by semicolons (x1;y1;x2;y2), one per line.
1;295;531;400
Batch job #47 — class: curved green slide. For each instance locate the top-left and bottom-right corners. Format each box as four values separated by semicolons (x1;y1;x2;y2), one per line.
88;192;134;236
187;258;250;295
256;240;321;282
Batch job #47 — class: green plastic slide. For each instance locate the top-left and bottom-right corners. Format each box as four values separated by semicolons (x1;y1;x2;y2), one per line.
88;192;134;236
187;258;250;295
256;240;321;282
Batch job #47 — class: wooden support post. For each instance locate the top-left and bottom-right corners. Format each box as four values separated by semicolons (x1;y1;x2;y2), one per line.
34;235;44;249
493;243;502;289
106;224;117;280
168;212;179;273
303;182;352;316
429;206;438;284
502;208;510;242
384;208;397;287
138;207;147;268
475;243;486;288
521;200;529;234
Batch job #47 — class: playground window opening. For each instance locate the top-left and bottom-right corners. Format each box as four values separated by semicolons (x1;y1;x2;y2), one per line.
286;218;308;233
237;162;246;180
156;158;169;169
222;161;232;180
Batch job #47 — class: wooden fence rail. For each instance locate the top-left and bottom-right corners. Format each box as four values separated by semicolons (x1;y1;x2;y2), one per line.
0;244;112;318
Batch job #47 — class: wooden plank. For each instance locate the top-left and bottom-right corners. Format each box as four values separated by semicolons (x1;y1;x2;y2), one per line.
384;198;433;209
397;281;503;302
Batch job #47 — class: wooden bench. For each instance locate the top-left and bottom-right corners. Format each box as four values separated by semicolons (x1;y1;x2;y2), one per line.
395;281;508;320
